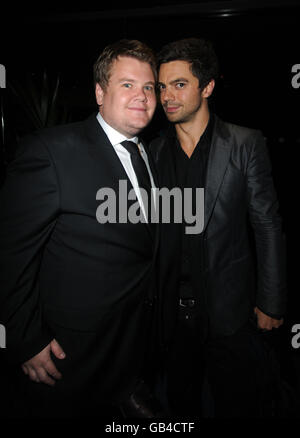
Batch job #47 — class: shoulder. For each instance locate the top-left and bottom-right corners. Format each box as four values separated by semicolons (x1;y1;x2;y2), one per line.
149;136;165;161
215;116;264;146
149;127;173;162
35;118;89;150
215;117;270;172
15;114;97;160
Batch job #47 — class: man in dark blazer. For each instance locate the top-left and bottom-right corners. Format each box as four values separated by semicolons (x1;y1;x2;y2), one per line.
0;39;161;418
150;38;286;417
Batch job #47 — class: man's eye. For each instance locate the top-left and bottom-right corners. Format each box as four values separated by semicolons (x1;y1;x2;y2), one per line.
144;85;154;92
157;84;165;91
176;83;185;88
123;83;132;88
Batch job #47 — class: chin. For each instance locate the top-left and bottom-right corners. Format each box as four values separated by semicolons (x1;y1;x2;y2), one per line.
133;120;150;130
166;115;180;123
125;126;146;136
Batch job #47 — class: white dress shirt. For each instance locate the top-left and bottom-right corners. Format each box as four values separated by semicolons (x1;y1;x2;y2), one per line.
96;112;156;222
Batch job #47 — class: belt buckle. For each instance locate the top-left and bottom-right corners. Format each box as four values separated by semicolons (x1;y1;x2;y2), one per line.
179;298;195;308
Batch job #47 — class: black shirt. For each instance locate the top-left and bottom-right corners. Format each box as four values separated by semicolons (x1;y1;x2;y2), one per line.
170;114;214;337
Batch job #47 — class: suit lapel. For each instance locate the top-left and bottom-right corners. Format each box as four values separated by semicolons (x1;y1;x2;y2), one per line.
155;132;182;256
143;141;159;189
156;134;177;189
204;117;232;232
84;114;130;186
84;114;155;242
142;140;162;246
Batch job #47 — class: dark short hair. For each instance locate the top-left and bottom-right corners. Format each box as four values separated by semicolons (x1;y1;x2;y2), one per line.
93;39;157;90
157;38;219;89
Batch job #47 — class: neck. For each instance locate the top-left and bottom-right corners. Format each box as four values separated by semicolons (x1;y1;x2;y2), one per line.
175;104;210;158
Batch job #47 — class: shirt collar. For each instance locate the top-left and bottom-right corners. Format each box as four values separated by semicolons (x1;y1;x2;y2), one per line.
96;112;138;146
173;113;214;158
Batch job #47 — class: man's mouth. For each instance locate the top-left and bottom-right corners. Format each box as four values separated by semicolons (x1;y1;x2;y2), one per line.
164;105;181;113
128;107;147;112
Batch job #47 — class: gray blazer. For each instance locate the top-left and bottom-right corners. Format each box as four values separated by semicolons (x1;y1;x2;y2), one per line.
150;115;286;344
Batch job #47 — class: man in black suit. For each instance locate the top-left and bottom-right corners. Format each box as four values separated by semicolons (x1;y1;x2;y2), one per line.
150;38;286;417
0;39;160;418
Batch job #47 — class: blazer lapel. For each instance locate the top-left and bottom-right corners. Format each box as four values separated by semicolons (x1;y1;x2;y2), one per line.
204;117;232;232
84;114;130;186
157;134;178;189
143;141;159;189
155;132;182;251
84;114;155;242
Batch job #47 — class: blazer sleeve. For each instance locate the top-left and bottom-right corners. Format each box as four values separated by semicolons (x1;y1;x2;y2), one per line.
0;133;60;363
246;130;286;316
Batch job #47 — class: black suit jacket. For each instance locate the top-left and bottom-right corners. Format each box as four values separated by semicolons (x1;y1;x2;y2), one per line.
0;114;159;403
150;116;286;345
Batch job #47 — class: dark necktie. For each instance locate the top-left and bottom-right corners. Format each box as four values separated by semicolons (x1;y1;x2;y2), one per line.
121;140;155;232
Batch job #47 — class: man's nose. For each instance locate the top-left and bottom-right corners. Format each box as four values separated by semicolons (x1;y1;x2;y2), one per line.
135;87;147;101
161;87;174;103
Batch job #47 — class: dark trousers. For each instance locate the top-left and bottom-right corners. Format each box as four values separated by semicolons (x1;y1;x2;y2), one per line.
162;311;279;418
3;356;122;419
2;320;131;419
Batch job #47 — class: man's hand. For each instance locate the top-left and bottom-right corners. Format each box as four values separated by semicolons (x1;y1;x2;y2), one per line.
21;338;66;386
254;307;283;331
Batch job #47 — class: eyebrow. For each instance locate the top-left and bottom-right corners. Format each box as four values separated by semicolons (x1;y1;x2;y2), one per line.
158;78;189;85
118;78;155;85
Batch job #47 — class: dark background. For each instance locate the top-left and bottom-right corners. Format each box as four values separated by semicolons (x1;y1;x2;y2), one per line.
0;0;300;419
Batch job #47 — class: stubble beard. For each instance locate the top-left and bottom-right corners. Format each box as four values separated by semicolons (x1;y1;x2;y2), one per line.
165;98;203;125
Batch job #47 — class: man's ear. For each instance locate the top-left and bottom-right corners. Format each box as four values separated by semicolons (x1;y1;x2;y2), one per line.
202;79;215;99
95;83;104;106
